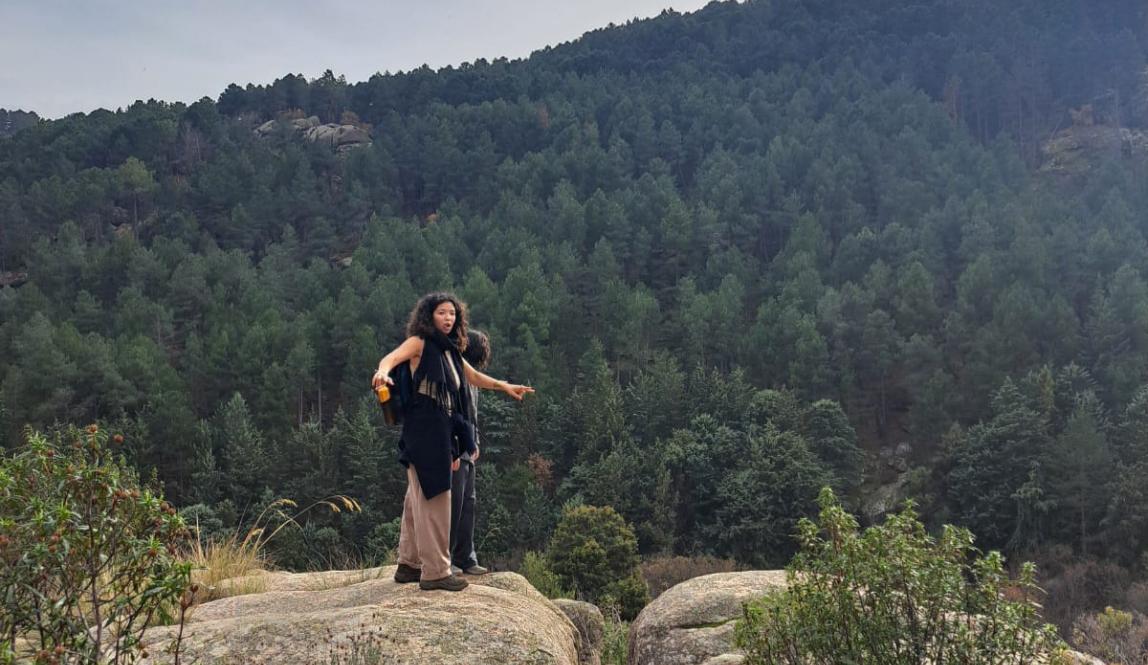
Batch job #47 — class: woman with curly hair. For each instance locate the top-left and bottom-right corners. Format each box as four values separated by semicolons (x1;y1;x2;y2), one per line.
372;292;533;591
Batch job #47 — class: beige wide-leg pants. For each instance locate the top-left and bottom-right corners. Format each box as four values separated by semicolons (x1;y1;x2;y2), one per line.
396;466;453;581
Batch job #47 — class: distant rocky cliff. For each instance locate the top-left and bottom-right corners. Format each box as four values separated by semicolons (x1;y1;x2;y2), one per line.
254;115;371;152
1041;124;1148;177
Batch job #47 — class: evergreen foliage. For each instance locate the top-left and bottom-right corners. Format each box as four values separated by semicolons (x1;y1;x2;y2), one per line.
736;488;1066;664
546;505;649;619
1;0;1147;646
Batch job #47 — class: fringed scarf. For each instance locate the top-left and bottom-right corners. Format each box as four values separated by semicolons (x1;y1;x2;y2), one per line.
398;330;474;499
414;330;471;417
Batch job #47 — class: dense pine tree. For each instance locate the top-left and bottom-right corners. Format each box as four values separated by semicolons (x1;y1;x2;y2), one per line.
0;1;1147;631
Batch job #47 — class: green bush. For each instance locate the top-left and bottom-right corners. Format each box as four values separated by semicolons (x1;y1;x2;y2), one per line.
600;571;650;622
0;426;191;664
600;608;629;665
364;517;401;565
546;505;649;619
178;503;226;543
520;550;570;599
735;487;1066;665
1071;606;1148;665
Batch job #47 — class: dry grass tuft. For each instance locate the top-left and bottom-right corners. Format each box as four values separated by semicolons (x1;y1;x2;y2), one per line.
182;495;362;605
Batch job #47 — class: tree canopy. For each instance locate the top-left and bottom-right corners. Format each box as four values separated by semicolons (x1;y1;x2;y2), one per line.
1;0;1147;600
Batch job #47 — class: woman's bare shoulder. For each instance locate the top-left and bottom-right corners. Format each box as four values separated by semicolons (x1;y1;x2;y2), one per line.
400;335;425;349
401;335;425;370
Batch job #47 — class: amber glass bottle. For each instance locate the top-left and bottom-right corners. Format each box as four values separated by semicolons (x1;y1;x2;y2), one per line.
376;384;399;425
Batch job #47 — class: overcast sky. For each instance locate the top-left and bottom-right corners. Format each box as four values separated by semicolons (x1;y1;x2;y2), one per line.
1;1;713;119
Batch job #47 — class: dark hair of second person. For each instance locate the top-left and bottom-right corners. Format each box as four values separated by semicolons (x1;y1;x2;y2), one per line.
463;329;491;369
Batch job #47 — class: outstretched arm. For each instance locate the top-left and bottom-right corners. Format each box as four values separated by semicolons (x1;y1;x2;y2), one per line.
463;360;535;400
372;336;423;387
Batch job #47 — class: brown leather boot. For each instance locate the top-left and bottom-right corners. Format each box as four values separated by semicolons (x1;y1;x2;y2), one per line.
393;563;421;584
418;574;469;592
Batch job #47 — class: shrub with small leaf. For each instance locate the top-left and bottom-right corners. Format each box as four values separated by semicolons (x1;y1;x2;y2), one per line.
520;550;570;599
735;487;1067;665
0;426;191;664
546;505;649;620
1071;606;1148;664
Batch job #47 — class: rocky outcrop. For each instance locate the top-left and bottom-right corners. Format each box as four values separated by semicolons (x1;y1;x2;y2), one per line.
1041;125;1148;177
628;570;1106;665
254;115;371;151
699;656;745;665
628;571;786;665
554;599;604;665
144;566;592;665
304;123;371;150
255;115;320;137
862;472;910;522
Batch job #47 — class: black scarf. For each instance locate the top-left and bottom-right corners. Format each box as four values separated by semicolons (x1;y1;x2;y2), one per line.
397;330;475;499
416;330;472;422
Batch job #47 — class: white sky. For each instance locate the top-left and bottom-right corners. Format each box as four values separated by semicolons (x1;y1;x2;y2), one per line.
0;0;713;119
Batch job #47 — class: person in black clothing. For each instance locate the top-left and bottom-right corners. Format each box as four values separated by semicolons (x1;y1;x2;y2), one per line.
373;293;533;592
451;329;491;575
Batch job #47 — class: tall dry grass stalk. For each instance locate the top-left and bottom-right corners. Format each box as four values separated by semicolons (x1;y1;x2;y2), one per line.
184;530;269;602
183;495;362;604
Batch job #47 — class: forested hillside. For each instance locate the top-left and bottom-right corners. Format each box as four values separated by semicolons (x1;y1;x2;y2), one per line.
0;110;40;139
3;0;1148;637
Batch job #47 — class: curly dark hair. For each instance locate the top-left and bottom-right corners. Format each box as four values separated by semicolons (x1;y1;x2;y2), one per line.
463;329;491;369
405;292;468;351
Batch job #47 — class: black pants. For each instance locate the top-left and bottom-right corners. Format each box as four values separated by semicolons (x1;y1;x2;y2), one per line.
449;459;478;569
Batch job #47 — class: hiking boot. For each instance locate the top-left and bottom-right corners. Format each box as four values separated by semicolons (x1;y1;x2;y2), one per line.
450;565;463;575
393;563;421;584
462;564;489;576
419;574;469;592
